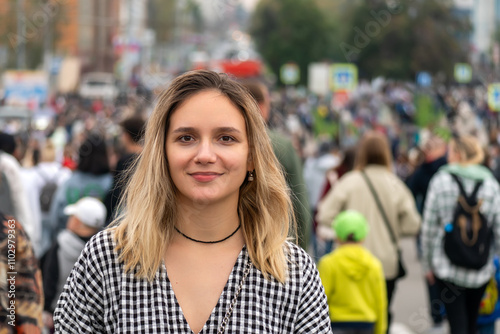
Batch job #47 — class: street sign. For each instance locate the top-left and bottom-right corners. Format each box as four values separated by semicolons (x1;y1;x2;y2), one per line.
416;72;432;87
280;63;300;85
308;63;330;95
454;63;472;83
488;83;500;112
3;70;49;108
329;64;358;92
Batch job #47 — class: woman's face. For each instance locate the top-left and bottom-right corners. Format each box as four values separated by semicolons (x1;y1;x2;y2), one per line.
166;90;253;206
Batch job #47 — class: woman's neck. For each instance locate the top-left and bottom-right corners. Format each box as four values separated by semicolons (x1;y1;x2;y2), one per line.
175;200;241;242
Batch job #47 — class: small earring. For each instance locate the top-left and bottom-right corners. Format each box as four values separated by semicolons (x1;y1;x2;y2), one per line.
248;171;254;182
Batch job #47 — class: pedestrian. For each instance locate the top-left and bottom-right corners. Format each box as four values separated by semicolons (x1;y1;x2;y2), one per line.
317;130;421;333
49;132;112;236
0;133;35;244
22;140;72;258
406;131;448;331
318;210;387;334
42;197;106;332
313;146;356;261
241;79;312;250
54;70;332;333
422;134;500;334
103;115;145;225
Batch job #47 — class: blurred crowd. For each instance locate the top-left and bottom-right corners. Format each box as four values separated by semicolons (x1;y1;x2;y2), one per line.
2;72;500;333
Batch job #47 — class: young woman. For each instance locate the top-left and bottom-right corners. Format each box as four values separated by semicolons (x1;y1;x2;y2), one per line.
422;135;500;334
54;70;332;333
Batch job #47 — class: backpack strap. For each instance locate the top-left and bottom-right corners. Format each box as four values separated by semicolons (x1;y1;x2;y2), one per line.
450;173;483;204
470;180;484;202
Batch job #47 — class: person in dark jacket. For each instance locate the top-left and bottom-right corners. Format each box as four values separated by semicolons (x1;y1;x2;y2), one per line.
406;133;448;215
104;116;145;225
406;132;447;330
240;80;311;250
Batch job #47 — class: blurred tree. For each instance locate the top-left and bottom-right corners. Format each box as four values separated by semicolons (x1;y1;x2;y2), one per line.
250;0;332;85
0;0;65;70
148;0;176;43
342;0;470;79
315;0;362;62
148;0;203;44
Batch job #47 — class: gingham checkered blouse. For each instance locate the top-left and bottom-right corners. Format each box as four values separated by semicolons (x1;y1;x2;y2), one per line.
53;230;332;333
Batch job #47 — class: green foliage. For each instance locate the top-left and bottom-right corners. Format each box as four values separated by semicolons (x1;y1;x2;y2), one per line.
250;0;333;85
148;0;176;43
148;0;203;43
250;0;470;82
0;0;65;70
340;0;470;79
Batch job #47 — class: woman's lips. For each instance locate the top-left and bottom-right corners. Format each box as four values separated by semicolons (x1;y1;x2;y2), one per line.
190;172;221;182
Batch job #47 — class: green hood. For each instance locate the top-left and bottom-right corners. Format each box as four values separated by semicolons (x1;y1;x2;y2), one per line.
440;164;494;181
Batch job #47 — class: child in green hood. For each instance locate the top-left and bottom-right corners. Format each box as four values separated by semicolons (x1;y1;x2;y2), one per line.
318;210;387;334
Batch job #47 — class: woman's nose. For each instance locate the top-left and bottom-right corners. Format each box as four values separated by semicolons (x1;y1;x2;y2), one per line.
194;140;217;164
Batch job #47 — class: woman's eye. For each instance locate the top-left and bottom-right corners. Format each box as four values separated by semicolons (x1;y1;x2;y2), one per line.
220;136;235;142
178;135;194;142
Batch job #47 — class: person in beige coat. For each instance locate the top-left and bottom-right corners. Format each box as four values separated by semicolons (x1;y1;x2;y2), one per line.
316;131;421;334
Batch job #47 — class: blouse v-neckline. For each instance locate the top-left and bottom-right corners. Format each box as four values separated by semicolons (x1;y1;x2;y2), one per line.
161;245;248;334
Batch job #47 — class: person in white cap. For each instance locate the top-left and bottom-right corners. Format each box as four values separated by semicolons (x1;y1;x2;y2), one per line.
41;197;106;331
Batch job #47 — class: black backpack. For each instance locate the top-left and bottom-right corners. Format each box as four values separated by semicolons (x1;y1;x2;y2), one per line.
37;168;58;213
443;174;493;270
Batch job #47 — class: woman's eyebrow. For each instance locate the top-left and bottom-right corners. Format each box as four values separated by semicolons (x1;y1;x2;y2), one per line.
215;127;242;134
171;127;242;134
171;127;197;134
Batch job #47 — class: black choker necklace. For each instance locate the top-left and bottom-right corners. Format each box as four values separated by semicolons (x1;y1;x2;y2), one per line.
174;223;241;244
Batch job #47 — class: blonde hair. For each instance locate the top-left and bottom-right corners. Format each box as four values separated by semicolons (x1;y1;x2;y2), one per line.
111;70;295;282
450;135;484;165
354;131;393;171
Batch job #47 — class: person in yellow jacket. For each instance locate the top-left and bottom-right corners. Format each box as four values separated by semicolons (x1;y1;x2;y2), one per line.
318;210;387;334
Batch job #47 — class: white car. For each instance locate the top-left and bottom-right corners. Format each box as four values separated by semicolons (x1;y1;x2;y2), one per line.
79;72;118;101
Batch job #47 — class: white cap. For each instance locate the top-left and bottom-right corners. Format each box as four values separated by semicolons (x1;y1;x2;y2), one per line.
64;197;107;229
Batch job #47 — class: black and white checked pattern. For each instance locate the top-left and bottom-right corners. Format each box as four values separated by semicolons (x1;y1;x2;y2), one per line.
54;230;333;333
422;171;500;288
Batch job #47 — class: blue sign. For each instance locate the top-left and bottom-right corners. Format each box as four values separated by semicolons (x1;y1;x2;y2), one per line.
329;64;358;92
454;63;472;83
3;71;49;107
488;83;500;112
417;72;432;87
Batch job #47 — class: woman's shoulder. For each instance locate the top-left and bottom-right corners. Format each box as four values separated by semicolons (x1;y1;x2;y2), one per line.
80;229;119;268
284;241;316;274
87;228;116;250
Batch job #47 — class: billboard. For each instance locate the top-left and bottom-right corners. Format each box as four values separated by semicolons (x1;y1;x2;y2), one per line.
3;70;49;108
